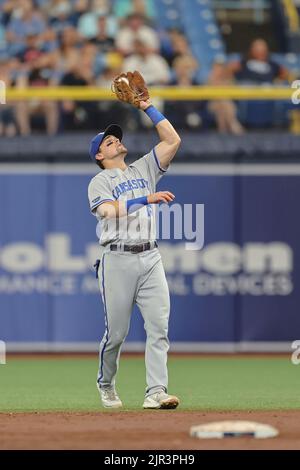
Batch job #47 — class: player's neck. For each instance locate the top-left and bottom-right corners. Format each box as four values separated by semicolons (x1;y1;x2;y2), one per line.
104;157;128;171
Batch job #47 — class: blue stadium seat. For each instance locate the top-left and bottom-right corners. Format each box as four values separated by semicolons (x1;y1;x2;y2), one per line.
153;0;182;29
271;53;300;75
238;101;275;128
155;0;226;81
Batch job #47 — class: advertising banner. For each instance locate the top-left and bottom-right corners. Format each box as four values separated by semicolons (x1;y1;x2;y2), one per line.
0;164;298;351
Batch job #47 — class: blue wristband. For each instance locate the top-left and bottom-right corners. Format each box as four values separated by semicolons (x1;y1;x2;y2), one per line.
126;196;148;214
144;105;165;126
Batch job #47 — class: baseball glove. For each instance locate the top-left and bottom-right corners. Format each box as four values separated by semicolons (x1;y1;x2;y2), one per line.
111;71;150;108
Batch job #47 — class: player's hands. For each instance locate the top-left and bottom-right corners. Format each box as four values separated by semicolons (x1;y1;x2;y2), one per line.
147;191;175;204
139;99;152;110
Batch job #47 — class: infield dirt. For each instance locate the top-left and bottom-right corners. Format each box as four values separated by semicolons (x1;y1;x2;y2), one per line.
0;410;299;450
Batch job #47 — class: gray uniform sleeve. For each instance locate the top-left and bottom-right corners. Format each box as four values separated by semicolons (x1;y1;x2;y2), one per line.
132;147;168;191
88;174;114;214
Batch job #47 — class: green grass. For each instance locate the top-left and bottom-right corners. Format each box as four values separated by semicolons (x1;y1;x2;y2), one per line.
0;356;300;412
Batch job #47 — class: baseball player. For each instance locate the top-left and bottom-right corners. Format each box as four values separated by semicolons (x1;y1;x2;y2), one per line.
88;72;181;409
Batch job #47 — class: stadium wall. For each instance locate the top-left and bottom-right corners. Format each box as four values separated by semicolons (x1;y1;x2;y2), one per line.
0;163;299;352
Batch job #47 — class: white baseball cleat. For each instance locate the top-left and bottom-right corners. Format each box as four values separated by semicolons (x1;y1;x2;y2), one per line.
143;391;180;409
97;383;123;409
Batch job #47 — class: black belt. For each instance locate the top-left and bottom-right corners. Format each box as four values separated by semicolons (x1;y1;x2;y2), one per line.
110;241;158;254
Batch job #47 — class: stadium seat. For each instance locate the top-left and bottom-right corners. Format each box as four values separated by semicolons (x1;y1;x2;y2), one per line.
155;0;226;82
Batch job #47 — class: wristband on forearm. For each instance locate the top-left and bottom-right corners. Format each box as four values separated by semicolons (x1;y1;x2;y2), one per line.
144;105;166;126
126;196;149;214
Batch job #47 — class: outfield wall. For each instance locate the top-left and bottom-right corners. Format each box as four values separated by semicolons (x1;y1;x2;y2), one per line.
0;163;299;352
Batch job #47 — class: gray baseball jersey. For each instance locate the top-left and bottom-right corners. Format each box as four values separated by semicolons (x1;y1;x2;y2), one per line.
88;147;171;398
88;148;166;246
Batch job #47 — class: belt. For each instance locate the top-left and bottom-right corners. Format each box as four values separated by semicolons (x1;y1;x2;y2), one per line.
110;241;158;254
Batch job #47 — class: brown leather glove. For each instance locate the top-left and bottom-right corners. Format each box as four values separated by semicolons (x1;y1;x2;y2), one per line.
111;71;150;108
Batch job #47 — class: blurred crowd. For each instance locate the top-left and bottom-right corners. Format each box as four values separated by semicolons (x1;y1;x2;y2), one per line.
0;0;294;137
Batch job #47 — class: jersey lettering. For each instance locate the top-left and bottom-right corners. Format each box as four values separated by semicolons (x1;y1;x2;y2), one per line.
119;182;126;193
111;179;149;200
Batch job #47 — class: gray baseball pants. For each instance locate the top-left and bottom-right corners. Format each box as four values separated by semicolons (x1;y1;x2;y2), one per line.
96;246;170;397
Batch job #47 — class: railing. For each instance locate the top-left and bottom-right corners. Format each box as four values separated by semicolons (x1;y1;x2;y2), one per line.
5;85;295;101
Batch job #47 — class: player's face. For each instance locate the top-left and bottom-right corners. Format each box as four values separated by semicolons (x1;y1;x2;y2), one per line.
96;135;127;165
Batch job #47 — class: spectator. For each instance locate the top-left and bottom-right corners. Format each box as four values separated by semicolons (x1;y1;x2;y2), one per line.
38;0;85;12
55;26;81;75
228;39;291;130
15;48;60;135
0;57;17;136
122;38;170;130
95;62;130;130
96;62;122;89
90;14;116;53
1;0;16;27
116;13;159;56
208;61;245;135
67;0;89;25
77;0;117;41
46;0;76;33
113;0;157;21
122;38;170;85
229;38;289;84
80;39;98;73
165;54;203;130
162;29;192;67
16;31;45;64
40;27;59;53
171;54;198;86
72;0;89;15
60;47;97;130
6;0;47;56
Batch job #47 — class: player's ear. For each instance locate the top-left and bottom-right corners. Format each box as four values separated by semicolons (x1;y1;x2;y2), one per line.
95;152;104;163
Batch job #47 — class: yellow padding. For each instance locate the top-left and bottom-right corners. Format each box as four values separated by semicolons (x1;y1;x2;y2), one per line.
5;86;294;101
